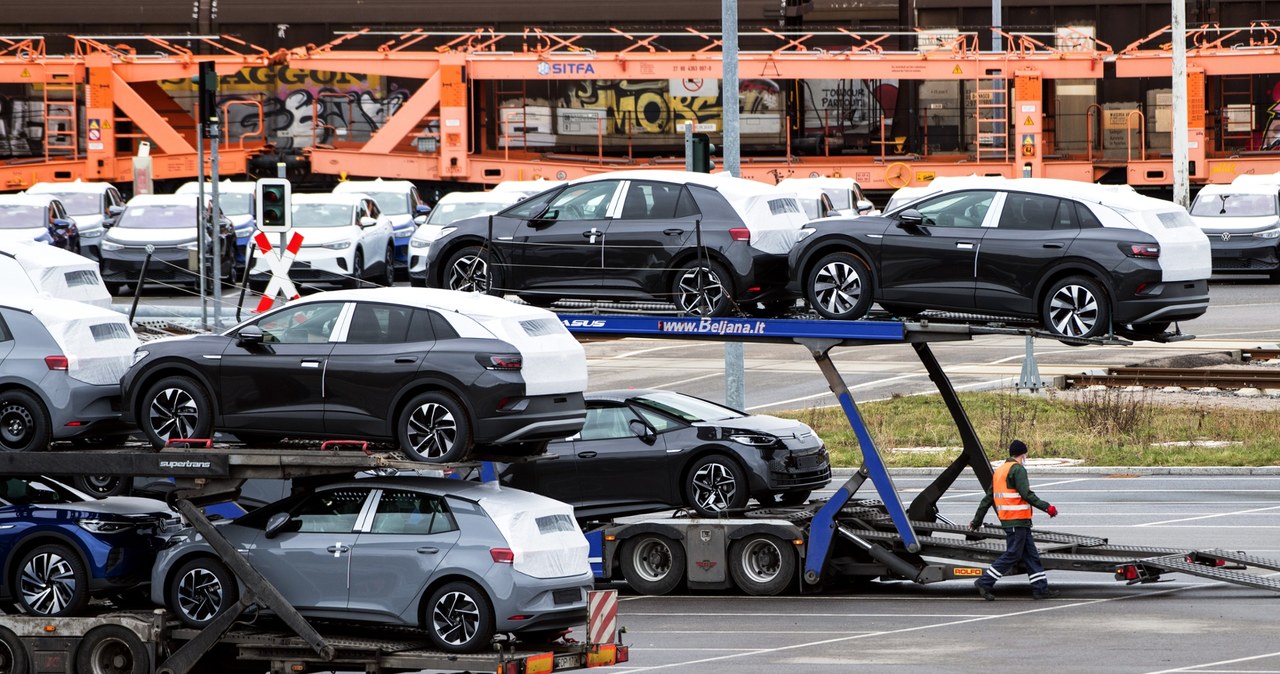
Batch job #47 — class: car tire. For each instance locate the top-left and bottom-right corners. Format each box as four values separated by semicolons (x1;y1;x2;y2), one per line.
398;391;472;463
760;490;811;507
344;250;364;289
619;534;686;595
806;252;874;320
0;389;51;452
1042;275;1110;341
71;475;130;498
410;276;426;288
1117;321;1171;342
380;242;396;287
138;376;214;449
671;259;733;317
728;534;796;596
169;557;239;629
14;543;89;616
683;454;749;516
445;246;502;296
0;626;30;674
76;624;151;674
424;581;494;653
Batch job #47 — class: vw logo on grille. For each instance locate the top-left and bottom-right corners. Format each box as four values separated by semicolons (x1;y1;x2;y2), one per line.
1221;232;1232;241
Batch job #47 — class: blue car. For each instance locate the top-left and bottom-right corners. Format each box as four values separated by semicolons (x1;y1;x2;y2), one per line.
0;476;178;616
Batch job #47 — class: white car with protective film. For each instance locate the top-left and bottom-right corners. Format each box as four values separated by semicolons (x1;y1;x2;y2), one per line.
26;180;126;261
408;191;525;286
0;241;113;309
332;179;430;275
249;193;395;289
776;177;878;218
1188;175;1280;278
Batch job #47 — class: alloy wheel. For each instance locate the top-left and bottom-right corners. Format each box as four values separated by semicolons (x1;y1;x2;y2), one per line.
630;538;675;583
405;403;458;460
675;266;725;315
431;591;481;646
690;461;739;512
19;551;77;615
176;567;225;624
0;403;34;447
813;260;863;316
448;254;489;293
1047;283;1100;337
148;387;200;441
738;537;784;584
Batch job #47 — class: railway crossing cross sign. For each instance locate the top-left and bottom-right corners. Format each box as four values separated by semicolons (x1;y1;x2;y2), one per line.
253;230;303;312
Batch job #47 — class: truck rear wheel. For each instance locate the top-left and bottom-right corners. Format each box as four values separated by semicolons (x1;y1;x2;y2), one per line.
728;534;795;596
620;534;685;595
76;625;150;674
0;626;29;674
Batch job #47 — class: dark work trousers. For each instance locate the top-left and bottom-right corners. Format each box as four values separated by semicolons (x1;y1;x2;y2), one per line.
976;526;1049;592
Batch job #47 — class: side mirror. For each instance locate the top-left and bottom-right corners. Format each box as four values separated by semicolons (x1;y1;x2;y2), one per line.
53;217;74;230
415;204;432;215
856;199;875;215
413;214;429;226
108;205;126;216
629;419;657;445
264;512;292;539
237;325;265;347
359;216;378;228
898;209;924;227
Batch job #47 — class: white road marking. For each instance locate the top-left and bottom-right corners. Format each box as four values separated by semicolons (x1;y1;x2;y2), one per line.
1145;650;1280;674
1138;504;1280;526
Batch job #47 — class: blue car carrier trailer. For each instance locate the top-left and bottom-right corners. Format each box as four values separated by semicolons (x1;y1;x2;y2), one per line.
558;314;1280;597
0;447;628;674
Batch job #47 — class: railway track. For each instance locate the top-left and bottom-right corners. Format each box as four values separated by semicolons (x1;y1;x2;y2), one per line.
1065;366;1280;391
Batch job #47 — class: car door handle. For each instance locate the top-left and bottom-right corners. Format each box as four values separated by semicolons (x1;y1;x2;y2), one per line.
1042;242;1065;249
956;242;975;250
301;360;322;368
417;546;440;555
581;231;602;238
326;544;350;556
577;451;598;459
395;356;418;363
663;228;684;236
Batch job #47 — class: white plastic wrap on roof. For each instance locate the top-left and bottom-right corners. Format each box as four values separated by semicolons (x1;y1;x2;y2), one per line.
0;241;112;309
25;297;140;386
471;483;590;579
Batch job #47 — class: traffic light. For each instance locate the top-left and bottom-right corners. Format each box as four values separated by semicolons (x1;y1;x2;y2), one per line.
255;178;292;232
690;133;715;173
196;61;219;138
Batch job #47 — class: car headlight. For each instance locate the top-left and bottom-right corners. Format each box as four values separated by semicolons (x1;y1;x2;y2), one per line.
796;227;816;242
727;432;778;447
77;519;136;534
101;240;124;251
1253;228;1280;239
132;350;149;366
410;238;432;249
323;241;352;250
80;229;102;238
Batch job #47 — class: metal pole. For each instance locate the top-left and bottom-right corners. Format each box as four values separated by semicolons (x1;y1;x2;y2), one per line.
196;125;208;328
722;0;745;410
1172;0;1190;208
210;124;223;327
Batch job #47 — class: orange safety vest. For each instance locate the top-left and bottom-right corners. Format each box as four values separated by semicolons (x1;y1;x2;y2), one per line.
992;461;1033;521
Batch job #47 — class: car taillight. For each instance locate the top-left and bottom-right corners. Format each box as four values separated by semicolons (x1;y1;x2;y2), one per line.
45;355;69;371
490;548;515;563
476;354;522;370
1122;243;1160;258
729;227;751;242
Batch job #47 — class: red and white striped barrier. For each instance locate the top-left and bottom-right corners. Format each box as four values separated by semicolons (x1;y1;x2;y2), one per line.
254;230;304;313
587;589;617;645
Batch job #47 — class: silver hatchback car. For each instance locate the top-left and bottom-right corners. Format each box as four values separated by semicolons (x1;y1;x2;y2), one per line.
151;477;592;653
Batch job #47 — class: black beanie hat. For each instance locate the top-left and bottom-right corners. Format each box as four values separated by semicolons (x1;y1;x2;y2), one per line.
1009;440;1028;457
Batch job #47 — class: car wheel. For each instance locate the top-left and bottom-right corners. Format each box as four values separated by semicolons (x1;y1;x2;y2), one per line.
380;242;396;287
0;626;30;674
139;376;213;448
424;581;494;653
759;489;811;507
445;246;502;296
806;251;873;320
398;391;472;463
619;534;686;595
72;475;130;498
75;624;151;674
344;250;364;289
0;389;51;452
169;557;239;629
14;543;89;616
1042;275;1110;341
728;534;796;596
683;454;749;516
1117;321;1172;342
672;260;733;317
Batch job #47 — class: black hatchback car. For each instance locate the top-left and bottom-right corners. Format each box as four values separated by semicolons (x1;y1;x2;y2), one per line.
121;288;588;463
422;170;810;316
788;178;1212;341
499;389;831;519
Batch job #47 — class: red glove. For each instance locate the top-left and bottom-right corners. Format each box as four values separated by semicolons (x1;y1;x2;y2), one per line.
1047;505;1059;518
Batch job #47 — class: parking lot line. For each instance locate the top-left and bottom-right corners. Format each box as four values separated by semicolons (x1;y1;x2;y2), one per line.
1144;649;1280;674
1139;504;1280;526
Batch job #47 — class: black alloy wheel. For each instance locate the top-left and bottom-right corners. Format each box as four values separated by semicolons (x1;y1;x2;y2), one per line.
683;454;749;516
424;581;494;653
1042;275;1110;341
169;557;239;629
445;246;502;296
15;543;89;617
139;376;213;448
806;251;873;320
398;391;472;463
672;260;733;317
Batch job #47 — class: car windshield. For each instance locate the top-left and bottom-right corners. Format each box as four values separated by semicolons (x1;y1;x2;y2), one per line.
217;193;253;216
117;203;199;229
1189;193;1278;217
43;192;100;215
292;203;354;228
363;191;409;216
0;204;43;228
822;188;853;210
427;200;510;225
0;476;85;506
630;391;744;422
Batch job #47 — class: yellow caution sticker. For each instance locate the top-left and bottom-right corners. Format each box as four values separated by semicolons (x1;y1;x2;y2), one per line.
1024;116;1035;126
952;64;963;75
20;68;31;78
915;171;936;182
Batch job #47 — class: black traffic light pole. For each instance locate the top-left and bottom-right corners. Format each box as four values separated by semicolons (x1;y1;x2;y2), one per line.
196;60;223;329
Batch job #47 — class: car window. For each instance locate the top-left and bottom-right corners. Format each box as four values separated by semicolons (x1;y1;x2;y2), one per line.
688;185;737;222
290;487;370;533
117;203;199;229
545;181;618;221
633;406;683;433
1051;200;1079;230
363;191;409;216
292;203;355;228
1189;193;1279;217
503;188;561;219
0;477;81;506
255;302;345;344
369;489;457;535
0;314;10;342
911;191;995;228
578;404;644;441
0;204;43;228
621;181;683;219
346;303;414;344
1075;203;1104;228
674;187;701;218
997;193;1060;231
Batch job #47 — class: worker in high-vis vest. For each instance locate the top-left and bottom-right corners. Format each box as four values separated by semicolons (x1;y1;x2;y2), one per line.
969;439;1061;601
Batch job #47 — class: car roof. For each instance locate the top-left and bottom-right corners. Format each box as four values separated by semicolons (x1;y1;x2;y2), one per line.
333;179;415;192
436;191;523;206
1195;183;1279;197
296;193;365;205
287;287;553;320
125;194;203;206
0;292;121;318
900;176;1176;212
1230;173;1280;186
328;475;567;508
584;389;663;403
776;177;863;190
26;181;113;195
175;181;256;194
0;194;57;207
490;180;566;194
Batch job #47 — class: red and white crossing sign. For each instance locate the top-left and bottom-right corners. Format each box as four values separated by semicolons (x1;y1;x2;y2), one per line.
587;589;618;645
253;230;304;313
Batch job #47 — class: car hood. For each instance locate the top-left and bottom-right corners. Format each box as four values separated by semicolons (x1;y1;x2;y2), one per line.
295;227;359;247
1191;215;1280;234
42;496;172;517
696;414;822;449
0;228;47;243
108;226;195;246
